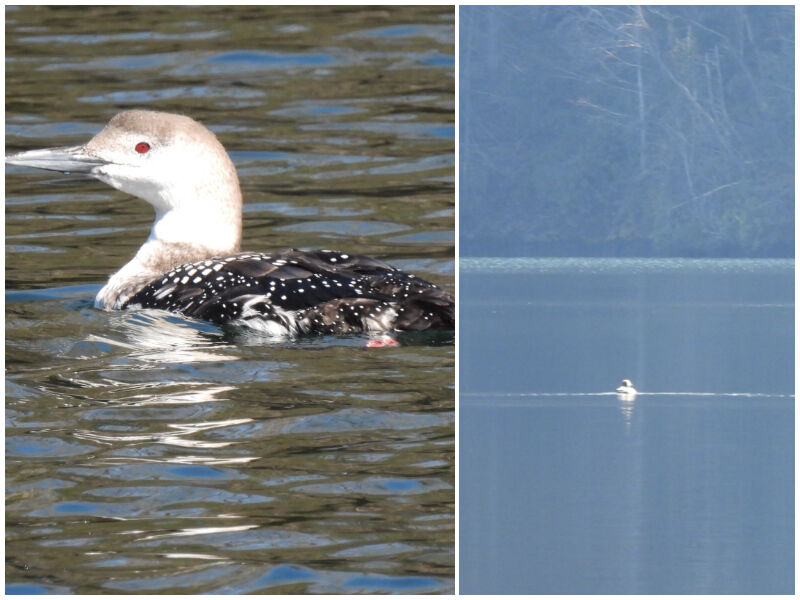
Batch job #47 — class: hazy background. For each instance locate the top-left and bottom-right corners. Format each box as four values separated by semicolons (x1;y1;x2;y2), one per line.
460;6;793;257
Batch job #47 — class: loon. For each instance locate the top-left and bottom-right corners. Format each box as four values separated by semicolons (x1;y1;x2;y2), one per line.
5;110;454;337
616;379;637;395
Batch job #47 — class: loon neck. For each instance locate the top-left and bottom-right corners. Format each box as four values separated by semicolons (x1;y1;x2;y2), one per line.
149;205;241;254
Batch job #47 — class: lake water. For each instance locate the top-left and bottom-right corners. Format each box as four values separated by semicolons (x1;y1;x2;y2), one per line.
459;257;794;594
5;6;454;594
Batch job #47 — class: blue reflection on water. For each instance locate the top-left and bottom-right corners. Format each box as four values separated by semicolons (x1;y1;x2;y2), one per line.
168;465;225;478
208;51;334;65
345;574;441;590
55;502;98;514
381;479;420;491
6;583;58;595
256;565;315;584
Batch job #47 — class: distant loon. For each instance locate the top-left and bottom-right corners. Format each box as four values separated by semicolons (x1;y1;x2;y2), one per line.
616;379;637;395
6;110;454;336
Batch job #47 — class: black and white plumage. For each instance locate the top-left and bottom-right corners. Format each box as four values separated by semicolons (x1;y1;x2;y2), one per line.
127;249;453;335
6;110;454;336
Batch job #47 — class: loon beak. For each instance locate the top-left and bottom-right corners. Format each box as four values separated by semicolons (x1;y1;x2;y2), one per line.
5;145;108;174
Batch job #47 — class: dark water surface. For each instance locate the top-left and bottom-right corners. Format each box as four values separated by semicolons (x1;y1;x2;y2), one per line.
460;257;793;594
6;6;454;594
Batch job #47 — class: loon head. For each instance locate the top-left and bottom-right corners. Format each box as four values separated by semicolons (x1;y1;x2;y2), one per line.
6;110;242;255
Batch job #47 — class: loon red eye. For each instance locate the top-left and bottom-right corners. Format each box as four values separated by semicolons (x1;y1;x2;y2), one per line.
135;142;151;154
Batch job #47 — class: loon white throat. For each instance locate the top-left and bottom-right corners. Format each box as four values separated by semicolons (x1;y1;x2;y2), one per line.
6;109;454;336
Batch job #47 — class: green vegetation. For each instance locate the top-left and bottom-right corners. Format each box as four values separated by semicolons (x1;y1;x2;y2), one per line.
461;6;793;257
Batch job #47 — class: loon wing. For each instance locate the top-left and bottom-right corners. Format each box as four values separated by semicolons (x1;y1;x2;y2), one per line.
124;249;453;334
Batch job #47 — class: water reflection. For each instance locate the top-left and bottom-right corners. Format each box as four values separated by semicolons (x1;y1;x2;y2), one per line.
74;417;254;449
617;392;636;426
90;312;236;363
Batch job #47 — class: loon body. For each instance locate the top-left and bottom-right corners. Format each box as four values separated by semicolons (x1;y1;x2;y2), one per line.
616;379;637;395
6;110;454;336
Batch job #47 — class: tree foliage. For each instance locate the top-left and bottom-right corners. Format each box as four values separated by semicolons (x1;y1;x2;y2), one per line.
461;6;794;256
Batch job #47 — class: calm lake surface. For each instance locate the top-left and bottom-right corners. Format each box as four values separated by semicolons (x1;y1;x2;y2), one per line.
6;6;454;594
460;257;793;594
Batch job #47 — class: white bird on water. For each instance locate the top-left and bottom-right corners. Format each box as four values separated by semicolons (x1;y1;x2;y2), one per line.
616;379;637;395
6;110;454;338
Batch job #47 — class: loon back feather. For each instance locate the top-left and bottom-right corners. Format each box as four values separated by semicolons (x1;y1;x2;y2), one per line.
125;249;454;333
